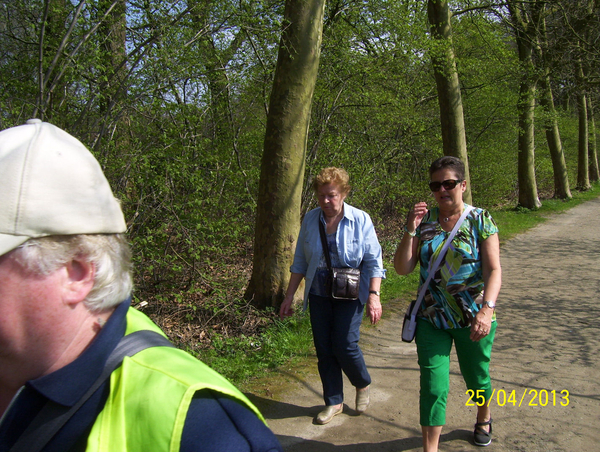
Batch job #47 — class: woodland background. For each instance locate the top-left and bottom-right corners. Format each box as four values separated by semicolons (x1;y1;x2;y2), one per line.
1;1;599;364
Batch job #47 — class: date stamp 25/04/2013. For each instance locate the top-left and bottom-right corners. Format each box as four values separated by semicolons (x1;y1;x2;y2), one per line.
466;389;570;407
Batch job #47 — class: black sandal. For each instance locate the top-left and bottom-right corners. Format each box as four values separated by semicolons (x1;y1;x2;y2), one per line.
473;418;492;446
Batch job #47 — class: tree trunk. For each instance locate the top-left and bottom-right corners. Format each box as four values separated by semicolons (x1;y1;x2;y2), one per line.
245;0;326;310
516;79;541;209
95;0;127;157
509;2;541;209
35;0;69;119
190;0;244;154
98;0;126;113
576;58;591;190
538;72;572;199
535;9;571;200
427;0;472;204
587;96;599;182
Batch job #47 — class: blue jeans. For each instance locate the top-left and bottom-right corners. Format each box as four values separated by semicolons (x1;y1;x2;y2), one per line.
308;294;371;406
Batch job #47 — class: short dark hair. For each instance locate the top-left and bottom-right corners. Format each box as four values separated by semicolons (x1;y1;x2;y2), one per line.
429;156;465;180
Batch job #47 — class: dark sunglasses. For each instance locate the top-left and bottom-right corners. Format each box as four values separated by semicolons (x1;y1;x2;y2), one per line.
428;179;463;192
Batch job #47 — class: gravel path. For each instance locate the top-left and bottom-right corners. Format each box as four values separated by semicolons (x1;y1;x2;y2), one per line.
250;196;600;451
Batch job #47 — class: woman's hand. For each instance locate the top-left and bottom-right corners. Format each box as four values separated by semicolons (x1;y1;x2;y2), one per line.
471;233;501;341
394;202;427;275
366;294;382;325
279;273;304;320
406;202;428;233
279;296;295;319
470;308;493;341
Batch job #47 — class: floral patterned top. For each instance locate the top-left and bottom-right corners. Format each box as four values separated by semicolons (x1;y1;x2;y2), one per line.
415;204;499;329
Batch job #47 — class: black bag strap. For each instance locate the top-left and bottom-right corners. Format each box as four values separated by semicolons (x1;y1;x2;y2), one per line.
10;330;174;452
318;215;333;272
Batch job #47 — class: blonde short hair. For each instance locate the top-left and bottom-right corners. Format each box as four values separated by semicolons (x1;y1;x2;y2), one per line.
312;167;351;196
13;234;133;312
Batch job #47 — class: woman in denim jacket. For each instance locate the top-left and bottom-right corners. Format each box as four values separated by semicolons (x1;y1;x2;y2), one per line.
279;167;386;425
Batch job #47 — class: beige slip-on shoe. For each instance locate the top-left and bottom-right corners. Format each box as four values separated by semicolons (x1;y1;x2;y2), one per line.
355;386;370;414
315;405;343;425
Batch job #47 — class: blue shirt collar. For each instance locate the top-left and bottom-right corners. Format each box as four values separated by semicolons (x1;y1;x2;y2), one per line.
342;202;356;222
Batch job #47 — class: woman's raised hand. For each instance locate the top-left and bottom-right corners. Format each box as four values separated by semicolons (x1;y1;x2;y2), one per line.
407;202;428;233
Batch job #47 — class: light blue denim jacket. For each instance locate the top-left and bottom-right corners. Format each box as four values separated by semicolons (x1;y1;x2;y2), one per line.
290;203;386;311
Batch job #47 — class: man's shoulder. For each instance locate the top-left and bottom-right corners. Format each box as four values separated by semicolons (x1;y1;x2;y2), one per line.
97;328;279;450
119;308;266;421
120;322;256;412
181;390;283;452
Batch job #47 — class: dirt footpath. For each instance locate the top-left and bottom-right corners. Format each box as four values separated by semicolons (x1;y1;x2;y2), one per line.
249;196;600;452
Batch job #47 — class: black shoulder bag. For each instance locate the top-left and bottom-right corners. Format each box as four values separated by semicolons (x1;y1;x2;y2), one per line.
318;216;361;300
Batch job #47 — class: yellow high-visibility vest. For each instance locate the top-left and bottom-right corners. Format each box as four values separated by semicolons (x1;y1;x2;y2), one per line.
85;308;263;451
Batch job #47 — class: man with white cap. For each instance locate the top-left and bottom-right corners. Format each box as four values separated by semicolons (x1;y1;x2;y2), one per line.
0;120;283;451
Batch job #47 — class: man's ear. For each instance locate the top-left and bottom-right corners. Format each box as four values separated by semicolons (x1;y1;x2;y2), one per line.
63;258;95;305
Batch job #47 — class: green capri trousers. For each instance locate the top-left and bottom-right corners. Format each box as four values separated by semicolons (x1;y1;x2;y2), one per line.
415;317;496;426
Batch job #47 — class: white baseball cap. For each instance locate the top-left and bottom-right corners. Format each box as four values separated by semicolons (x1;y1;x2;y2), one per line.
0;119;127;256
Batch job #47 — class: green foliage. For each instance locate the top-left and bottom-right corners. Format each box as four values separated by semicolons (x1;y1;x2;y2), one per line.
452;12;522;207
303;0;439;221
0;0;598;385
1;0;593;295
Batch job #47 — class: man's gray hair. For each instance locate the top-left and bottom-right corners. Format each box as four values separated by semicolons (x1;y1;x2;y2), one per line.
13;234;133;311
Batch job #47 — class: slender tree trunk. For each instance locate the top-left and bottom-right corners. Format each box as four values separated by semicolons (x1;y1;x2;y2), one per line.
427;0;472;204
587;96;599;182
517;78;541;208
98;0;126;112
190;0;244;154
538;72;572;199
509;2;541;208
35;0;69;120
535;9;571;199
188;0;249;202
576;58;591;190
245;0;326;310
96;0;127;157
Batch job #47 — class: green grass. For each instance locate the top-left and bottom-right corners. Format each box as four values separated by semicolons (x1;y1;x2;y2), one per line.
198;312;314;385
209;183;600;389
381;265;420;307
